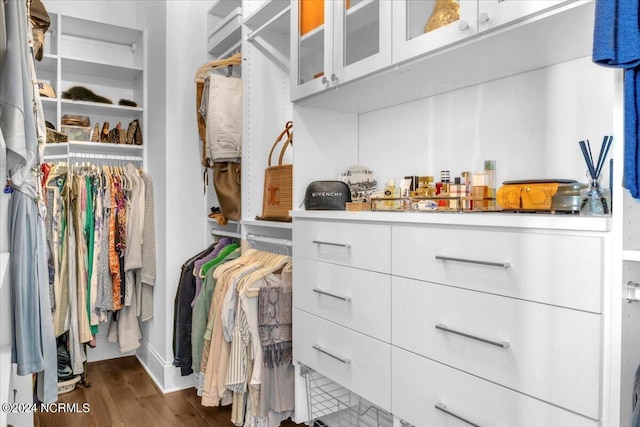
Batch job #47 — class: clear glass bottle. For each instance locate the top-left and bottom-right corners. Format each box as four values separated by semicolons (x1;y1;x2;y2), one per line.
579;178;611;216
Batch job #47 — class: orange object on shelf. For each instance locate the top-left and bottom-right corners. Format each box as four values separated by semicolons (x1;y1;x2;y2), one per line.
300;0;324;36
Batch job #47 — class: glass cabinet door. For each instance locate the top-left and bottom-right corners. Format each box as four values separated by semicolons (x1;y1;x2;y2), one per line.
478;0;572;32
392;0;478;64
291;0;333;101
333;0;392;85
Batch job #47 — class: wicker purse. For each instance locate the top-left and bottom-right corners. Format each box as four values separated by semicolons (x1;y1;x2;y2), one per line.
256;121;293;222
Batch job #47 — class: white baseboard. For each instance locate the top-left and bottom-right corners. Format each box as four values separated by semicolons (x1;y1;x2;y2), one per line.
136;338;194;394
85;330;135;362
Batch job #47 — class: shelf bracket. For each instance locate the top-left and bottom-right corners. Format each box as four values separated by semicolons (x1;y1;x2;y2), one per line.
131;42;137;52
627;281;640;303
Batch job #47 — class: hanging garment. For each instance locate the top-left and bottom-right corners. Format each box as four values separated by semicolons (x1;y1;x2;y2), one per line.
195;52;242;167
192;248;241;391
124;163;144;271
66;204;85;376
1;0;56;404
71;174;92;344
173;242;218;375
96;172;114;314
206;73;242;162
46;167;69;337
140;170;156;321
192;236;233;305
592;0;640;197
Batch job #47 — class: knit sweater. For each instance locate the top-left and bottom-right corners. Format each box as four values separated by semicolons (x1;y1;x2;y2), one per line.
140;171;156;321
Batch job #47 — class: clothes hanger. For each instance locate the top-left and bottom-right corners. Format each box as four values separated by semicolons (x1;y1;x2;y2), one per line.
240;255;291;298
194;51;241;83
212;248;258;280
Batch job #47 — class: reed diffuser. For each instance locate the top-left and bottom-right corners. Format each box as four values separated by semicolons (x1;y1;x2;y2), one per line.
578;136;613;216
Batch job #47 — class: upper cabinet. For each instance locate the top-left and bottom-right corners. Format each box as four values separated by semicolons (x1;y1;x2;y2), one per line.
393;0;575;64
293;0;594;113
392;0;478;64
291;0;392;101
477;0;572;33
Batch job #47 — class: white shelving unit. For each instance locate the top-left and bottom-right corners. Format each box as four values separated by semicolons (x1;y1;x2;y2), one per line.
203;0;293;248
244;0;290;42
36;12;146;155
35;12;147;363
207;0;242;58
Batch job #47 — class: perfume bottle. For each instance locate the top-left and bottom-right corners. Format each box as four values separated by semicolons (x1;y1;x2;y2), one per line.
384;178;396;207
484;160;496;209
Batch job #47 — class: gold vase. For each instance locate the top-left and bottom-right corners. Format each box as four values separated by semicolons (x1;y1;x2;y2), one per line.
425;0;460;33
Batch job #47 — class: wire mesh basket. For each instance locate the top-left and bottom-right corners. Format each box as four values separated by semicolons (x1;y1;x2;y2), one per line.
300;364;394;427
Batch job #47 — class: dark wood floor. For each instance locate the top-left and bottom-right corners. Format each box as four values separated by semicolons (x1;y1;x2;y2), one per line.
35;356;301;427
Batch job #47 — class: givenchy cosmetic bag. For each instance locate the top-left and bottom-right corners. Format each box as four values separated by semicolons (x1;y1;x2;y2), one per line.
304;181;352;210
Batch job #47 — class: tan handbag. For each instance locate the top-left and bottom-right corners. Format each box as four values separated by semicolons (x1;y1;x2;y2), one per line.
213;162;241;221
256;121;293;222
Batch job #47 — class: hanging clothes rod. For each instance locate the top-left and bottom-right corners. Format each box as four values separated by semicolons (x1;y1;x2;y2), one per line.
246;233;292;248
210;228;241;239
43;154;69;160
69;152;143;162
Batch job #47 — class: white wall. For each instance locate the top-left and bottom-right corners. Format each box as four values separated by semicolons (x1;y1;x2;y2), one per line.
136;0;209;392
358;56;616;190
135;0;170;387
45;1;137;28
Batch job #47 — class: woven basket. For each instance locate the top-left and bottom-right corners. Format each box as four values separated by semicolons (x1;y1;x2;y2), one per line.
256;122;293;222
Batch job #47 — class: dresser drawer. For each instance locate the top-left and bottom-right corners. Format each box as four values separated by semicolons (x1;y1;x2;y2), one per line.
293;309;391;412
293;257;391;342
392;277;601;419
392;347;598;427
294;219;391;273
392;224;603;313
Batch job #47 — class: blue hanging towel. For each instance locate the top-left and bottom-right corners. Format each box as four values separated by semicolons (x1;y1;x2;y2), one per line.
592;0;640;198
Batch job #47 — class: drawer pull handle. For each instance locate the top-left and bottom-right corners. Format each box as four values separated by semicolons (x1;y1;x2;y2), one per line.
313;344;351;364
435;403;482;427
435;255;510;268
312;240;352;248
436;323;510;349
313;288;352;302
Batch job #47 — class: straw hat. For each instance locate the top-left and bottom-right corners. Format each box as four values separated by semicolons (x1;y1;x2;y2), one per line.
38;81;56;98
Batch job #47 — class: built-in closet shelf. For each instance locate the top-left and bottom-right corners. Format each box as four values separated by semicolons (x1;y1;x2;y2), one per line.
291;211;612;232
40;97;57;106
60;99;143;117
300;24;323;48
245;0;290;42
44;142;144;159
37;54;58;73
61;56;143;80
207;7;242;57
61;15;142;47
296;0;594;113
346;0;377;28
623;250;640;262
209;220;241;238
241;219;292;230
208;0;241;18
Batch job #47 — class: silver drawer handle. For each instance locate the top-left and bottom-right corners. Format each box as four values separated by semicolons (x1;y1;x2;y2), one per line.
436;323;510;349
312;240;352;248
313;288;352;302
435;255;510;268
313;344;351;364
435;403;482;427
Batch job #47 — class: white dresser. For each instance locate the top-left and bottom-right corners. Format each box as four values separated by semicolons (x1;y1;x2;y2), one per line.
292;212;609;427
